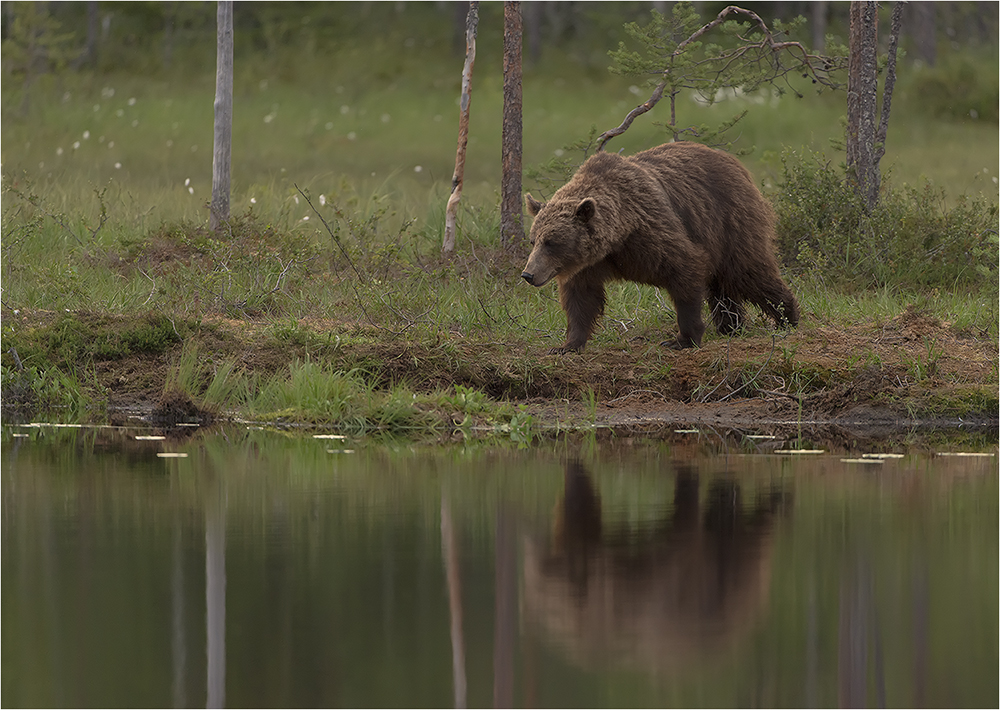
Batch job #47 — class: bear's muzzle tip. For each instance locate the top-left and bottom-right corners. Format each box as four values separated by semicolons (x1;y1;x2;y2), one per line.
520;271;534;285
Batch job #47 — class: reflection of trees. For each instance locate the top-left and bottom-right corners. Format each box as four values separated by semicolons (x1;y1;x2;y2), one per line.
205;472;226;709
523;461;788;676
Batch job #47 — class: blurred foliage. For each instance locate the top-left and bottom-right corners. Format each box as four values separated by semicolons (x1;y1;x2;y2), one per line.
908;50;1000;122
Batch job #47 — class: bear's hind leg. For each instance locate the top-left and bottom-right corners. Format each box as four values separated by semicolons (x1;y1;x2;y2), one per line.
555;272;607;353
661;294;706;349
755;281;800;329
709;292;746;335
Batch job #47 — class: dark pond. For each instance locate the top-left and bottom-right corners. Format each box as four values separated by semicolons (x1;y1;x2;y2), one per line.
2;424;997;708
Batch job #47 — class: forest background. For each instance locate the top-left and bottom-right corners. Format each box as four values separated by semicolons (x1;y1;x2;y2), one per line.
1;1;998;433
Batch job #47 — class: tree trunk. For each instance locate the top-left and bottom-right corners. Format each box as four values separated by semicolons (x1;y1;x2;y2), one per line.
811;0;828;51
846;1;879;211
210;1;233;232
443;1;478;254
847;1;904;212
501;1;524;248
911;2;936;66
71;0;99;69
525;0;542;65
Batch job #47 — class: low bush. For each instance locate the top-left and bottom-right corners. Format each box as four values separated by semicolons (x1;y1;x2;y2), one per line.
772;149;999;292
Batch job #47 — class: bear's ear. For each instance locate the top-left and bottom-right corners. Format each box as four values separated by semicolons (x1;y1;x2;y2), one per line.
574;198;596;223
525;193;544;217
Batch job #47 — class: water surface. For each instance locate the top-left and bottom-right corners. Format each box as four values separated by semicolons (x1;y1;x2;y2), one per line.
3;425;996;708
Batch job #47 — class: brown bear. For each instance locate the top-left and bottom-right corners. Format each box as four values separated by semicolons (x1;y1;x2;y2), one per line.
521;141;799;352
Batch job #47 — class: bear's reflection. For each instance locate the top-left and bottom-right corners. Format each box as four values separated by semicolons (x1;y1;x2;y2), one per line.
523;461;788;676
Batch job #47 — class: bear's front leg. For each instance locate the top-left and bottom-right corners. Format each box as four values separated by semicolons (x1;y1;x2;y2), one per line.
554;272;606;354
661;295;705;349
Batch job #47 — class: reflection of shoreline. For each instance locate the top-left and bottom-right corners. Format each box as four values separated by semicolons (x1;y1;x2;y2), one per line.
523;461;789;676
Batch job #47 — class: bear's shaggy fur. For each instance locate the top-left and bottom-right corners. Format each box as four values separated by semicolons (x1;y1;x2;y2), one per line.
521;141;799;352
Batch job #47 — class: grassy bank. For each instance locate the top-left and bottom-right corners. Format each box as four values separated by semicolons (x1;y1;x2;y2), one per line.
2;4;997;436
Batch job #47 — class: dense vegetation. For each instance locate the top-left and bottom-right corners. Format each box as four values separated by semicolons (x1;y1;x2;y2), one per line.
2;2;997;431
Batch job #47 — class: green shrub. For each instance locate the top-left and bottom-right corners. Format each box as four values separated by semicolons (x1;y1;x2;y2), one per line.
773;149;999;291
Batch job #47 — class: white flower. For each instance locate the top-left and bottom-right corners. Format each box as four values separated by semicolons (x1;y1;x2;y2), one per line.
131;120;138;128
414;165;423;173
115;162;122;169
381;113;391;123
250;197;257;204
302;215;310;221
347;132;357;141
93;104;101;112
185;178;191;186
82;131;90;140
554;148;564;157
188;186;194;194
319;194;326;206
101;87;115;98
56;147;64;156
116;109;124;117
108;141;115;148
72;141;80;150
325;122;334;130
128;97;137;106
293;195;300;204
629;85;642;96
340;105;350;115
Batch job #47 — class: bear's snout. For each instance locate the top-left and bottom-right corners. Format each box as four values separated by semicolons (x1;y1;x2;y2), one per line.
521;271;535;285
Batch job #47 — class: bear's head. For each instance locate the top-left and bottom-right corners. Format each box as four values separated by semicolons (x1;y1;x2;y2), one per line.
521;193;599;287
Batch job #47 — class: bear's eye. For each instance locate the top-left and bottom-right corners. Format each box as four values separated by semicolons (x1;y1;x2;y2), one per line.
543;240;564;258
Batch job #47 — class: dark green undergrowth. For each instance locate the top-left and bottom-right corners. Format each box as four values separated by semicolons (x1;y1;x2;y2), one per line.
773;149;999;291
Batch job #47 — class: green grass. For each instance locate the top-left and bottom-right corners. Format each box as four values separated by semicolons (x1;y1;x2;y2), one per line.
1;6;997;429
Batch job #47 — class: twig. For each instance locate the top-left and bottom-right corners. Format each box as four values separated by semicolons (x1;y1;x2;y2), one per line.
295;184;365;283
137;267;157;306
718;335;777;402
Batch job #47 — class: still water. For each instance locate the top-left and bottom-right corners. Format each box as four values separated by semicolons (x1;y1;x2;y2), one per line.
2;425;997;708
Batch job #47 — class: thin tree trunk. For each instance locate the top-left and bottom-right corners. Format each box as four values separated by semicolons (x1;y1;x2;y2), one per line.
210;0;233;231
874;2;904;167
501;1;524;248
443;1;478;254
525;1;542;65
811;1;828;51
846;0;879;211
911;2;936;66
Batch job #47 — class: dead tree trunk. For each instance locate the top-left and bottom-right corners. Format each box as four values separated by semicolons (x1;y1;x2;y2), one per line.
501;1;524;248
443;1;479;254
210;0;233;231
